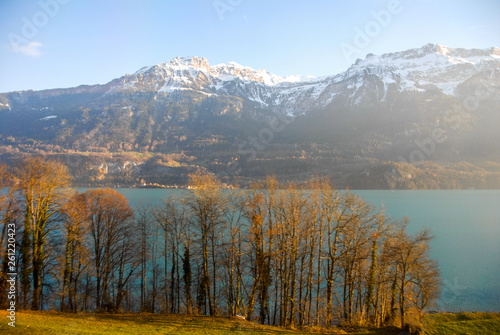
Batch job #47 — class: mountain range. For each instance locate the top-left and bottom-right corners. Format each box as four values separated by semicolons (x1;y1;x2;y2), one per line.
1;43;499;188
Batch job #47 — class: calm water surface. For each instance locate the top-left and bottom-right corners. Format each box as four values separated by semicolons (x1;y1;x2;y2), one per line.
80;188;500;312
355;190;500;312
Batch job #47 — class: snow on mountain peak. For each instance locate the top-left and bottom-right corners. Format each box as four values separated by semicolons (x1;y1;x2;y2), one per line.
341;44;500;96
168;56;211;70
352;44;499;67
133;56;210;76
130;56;317;91
122;44;498;100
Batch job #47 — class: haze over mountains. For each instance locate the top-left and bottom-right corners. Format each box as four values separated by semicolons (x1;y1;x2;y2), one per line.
1;44;499;188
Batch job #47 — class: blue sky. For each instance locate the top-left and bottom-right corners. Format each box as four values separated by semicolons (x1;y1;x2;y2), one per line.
1;0;499;92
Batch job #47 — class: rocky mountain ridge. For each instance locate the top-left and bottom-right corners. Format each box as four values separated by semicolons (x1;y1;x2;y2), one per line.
1;44;499;188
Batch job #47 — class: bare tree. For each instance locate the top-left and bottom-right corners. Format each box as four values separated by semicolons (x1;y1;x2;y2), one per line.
0;163;22;309
137;204;152;312
147;206;162;313
83;188;136;311
388;221;436;328
220;189;244;317
155;196;187;313
59;192;90;311
337;192;379;323
15;157;72;310
242;188;269;321
411;256;440;320
183;172;228;316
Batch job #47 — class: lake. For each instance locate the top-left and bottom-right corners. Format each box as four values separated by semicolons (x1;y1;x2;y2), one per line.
355;190;500;312
81;188;500;312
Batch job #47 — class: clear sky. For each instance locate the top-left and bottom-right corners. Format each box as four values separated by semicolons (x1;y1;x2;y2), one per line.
1;0;499;92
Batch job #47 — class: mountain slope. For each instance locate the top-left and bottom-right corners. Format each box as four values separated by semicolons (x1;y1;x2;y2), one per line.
0;44;499;188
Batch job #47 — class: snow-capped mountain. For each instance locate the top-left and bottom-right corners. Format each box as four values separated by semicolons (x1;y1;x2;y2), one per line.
104;55;323;116
1;43;499;152
1;43;499;188
334;44;499;103
110;56;315;93
6;43;496;117
104;43;499;114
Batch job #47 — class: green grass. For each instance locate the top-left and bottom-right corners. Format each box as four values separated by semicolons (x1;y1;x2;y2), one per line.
423;312;500;335
0;311;338;335
1;311;499;335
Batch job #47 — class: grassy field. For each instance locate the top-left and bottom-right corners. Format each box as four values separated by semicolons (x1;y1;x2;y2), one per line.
423;312;500;335
0;310;499;334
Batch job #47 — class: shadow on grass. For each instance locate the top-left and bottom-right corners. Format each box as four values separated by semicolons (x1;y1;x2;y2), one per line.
7;311;463;335
49;312;286;334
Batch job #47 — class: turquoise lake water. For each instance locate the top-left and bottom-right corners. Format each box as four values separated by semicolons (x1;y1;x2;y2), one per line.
80;188;500;312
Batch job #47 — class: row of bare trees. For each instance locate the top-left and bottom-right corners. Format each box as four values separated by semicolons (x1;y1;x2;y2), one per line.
0;158;138;312
0;158;440;329
129;173;440;328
